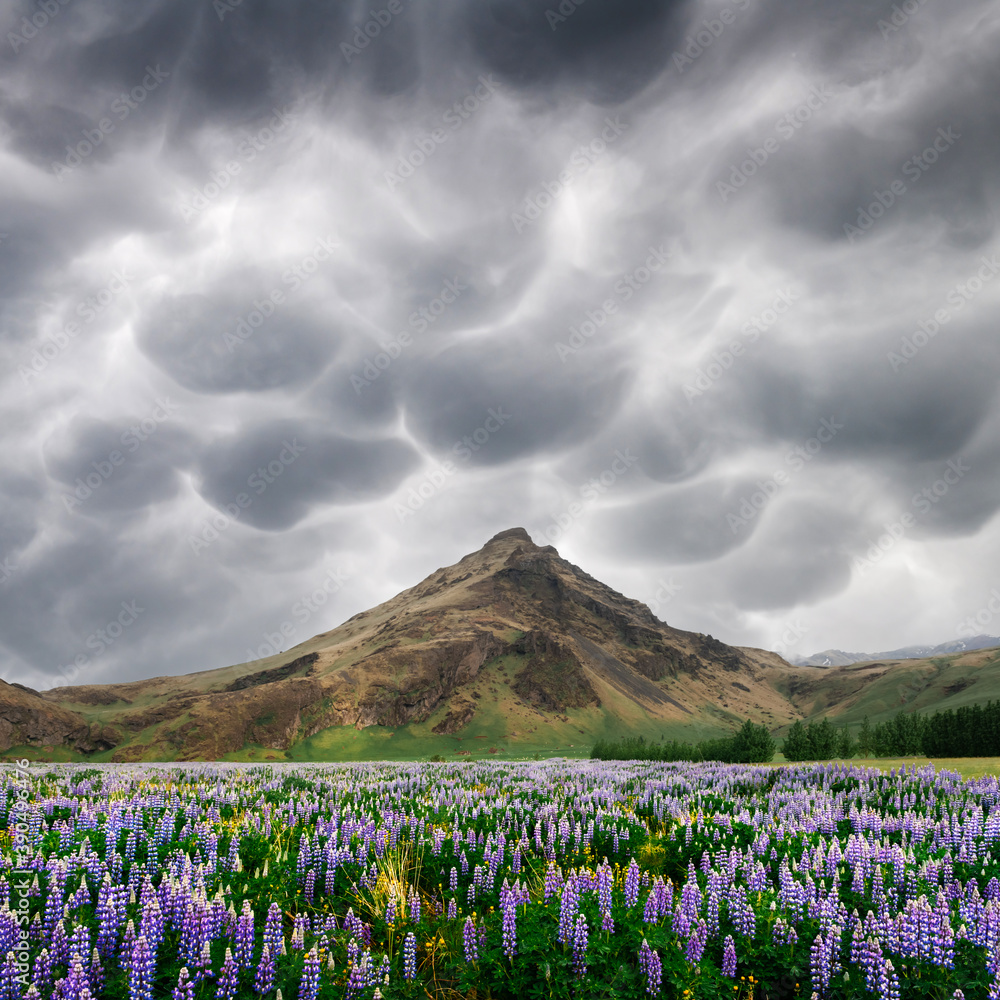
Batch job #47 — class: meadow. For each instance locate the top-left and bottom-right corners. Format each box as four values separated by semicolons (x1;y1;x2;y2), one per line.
3;759;1000;998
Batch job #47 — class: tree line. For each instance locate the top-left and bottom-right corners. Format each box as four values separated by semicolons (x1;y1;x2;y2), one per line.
591;701;1000;764
591;719;776;764
787;702;1000;760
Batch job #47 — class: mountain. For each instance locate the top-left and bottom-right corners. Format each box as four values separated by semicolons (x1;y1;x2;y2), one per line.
789;634;1000;667
9;528;799;762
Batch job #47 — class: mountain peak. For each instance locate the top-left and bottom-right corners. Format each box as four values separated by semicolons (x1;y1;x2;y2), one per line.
487;527;536;545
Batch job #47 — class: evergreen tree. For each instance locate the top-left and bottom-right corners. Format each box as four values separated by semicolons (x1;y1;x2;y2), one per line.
857;716;874;757
837;727;856;759
782;721;811;762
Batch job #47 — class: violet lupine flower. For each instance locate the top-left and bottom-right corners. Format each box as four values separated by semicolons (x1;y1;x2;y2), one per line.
1;951;24;1000
298;946;320;1000
558;877;579;946
449;868;458;893
384;896;396;924
572;913;588;978
264;902;283;957
543;864;562;903
637;939;662;995
216;947;239;1000
403;931;417;980
624;859;641;908
463;917;478;963
31;949;51;996
254;944;276;996
408;890;421;924
722;934;737;978
597;862;614;933
89;948;104;994
810;931;831;995
500;881;517;961
447;899;458;920
171;967;194;1000
684;919;707;965
234;899;255;970
128;934;155;1000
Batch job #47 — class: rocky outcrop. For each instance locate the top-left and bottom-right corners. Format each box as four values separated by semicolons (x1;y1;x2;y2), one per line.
0;679;92;751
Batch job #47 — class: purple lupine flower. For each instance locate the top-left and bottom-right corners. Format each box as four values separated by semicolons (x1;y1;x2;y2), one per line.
234;899;255;969
298;946;320;1000
171;967;194;1000
403;932;417;980
597;862;614;933
638;939;662;995
684;919;707;965
128;935;155;1000
88;949;104;996
447;898;458;920
264;902;283;957
254;944;275;996
624;859;641;907
542;864;563;903
384;896;396;924
722;934;737;977
500;881;517;961
216;947;239;1000
449;868;458;894
558;876;579;945
408;890;421;924
1;951;24;1000
463;916;478;963
572;913;588;978
30;949;51;996
810;931;833;996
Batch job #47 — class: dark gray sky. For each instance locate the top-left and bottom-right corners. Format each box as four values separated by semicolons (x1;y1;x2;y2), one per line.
2;0;999;688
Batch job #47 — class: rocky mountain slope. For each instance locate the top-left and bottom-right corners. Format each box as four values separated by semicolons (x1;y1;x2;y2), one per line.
9;528;801;761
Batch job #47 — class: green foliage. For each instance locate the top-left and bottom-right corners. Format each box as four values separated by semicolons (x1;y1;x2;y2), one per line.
592;719;775;763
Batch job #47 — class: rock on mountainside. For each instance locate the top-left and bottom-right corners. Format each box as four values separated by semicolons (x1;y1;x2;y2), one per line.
23;528;800;761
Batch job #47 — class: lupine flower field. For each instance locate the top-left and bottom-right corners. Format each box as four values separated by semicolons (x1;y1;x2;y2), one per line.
2;761;1000;998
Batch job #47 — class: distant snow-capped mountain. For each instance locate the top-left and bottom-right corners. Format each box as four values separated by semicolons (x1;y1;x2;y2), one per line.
788;634;1000;668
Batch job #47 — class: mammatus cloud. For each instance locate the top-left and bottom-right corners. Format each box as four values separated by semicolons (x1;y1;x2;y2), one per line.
1;0;999;688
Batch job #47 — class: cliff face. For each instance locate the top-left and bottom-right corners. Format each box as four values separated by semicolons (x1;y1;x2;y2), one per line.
30;528;800;760
0;679;105;753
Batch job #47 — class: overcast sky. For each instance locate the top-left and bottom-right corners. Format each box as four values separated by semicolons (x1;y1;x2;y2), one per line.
2;0;999;690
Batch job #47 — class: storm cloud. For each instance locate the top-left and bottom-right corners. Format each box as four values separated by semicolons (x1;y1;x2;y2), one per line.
2;0;1000;688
